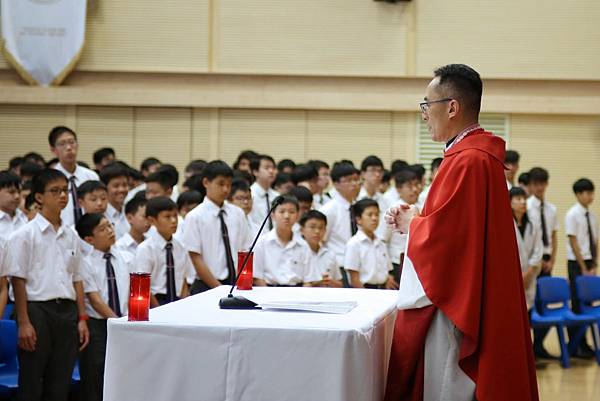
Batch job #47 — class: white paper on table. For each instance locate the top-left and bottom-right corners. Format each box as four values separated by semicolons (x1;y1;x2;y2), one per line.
258;300;358;314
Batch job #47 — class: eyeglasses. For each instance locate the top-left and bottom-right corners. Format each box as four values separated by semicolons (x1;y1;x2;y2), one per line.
55;139;77;148
419;98;452;113
46;187;69;196
232;195;251;202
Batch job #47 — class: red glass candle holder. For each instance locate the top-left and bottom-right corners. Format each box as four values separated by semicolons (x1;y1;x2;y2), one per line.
128;273;151;321
236;251;254;291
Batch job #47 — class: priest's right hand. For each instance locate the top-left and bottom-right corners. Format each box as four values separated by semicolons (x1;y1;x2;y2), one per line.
385;204;419;234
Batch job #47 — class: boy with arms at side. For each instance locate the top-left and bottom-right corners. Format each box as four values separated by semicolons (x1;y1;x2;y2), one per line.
134;197;192;306
0;170;27;239
249;155;279;234
6;169;89;401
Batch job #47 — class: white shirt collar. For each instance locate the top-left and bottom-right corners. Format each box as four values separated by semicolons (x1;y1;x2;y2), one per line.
106;203;124;218
203;197;227;217
355;229;380;244
575;202;589;214
56;162;80;179
149;227;172;249
332;190;353;208
265;228;301;249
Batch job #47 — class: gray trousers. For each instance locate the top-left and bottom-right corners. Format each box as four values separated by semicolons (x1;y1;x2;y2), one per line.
17;300;78;401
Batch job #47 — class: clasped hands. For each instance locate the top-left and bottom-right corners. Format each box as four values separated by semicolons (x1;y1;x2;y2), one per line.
384;204;420;234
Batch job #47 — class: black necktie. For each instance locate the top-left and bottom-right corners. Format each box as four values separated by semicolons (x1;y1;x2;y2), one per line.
218;210;236;284
165;243;177;303
585;211;597;263
349;206;358;236
266;192;273;230
69;176;82;224
103;253;122;317
540;201;549;247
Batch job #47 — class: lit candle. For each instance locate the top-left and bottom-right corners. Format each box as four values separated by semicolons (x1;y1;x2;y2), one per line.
129;273;151;321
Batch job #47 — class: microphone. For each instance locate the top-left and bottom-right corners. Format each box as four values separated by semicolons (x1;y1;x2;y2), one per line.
219;195;285;309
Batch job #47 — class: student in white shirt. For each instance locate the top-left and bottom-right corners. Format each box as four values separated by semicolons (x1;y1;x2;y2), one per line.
409;164;427;209
310;160;333;207
184;161;250;294
115;195;150;262
100;164;131;239
144;169;174;200
0;237;8;319
291;163;320;203
418;157;443;207
6;168;89;401
510;188;543;311
377;170;419;284
565;178;598;358
0;170;28;240
319;163;361;285
123;157;162;204
504;150;520;190
357;155;385;209
176;190;203;287
249;155;279;234
299;210;343;287
289;186;314;234
75;213;130;401
379;169;391;197
50;126;100;227
345;199;396;289
77;180;108;215
134;197;192;306
254;196;321;287
273;172;294;195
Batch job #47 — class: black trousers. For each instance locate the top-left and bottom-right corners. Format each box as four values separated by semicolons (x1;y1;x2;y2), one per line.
17;300;78;401
79;318;107;401
364;283;387;289
190;278;231;295
392;253;405;285
567;259;594;347
154;294;180;306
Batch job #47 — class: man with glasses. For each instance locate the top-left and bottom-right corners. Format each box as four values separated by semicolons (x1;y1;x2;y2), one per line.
384;64;538;401
50;126;99;227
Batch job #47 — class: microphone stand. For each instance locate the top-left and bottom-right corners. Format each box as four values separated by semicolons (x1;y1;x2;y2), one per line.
219;197;283;309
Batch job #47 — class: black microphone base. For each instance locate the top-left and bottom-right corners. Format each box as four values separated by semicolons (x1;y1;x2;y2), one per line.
219;295;260;310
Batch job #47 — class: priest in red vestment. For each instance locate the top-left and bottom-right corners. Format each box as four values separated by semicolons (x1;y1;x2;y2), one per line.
384;64;538;401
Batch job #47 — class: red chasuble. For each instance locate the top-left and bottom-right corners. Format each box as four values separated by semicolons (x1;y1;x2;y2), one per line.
384;129;539;401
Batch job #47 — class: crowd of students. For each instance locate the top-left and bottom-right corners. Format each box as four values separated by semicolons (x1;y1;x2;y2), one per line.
0;126;597;400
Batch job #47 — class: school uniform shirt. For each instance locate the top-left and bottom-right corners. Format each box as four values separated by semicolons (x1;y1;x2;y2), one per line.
54;163;99;227
376;198;409;264
527;196;559;256
183;198;250;281
134;228;192;296
6;213;83;301
249;183;280;235
105;203;130;240
318;192;354;266
358;187;385;210
344;230;392;285
0;208;28;240
307;244;342;281
0;236;7;277
565;203;599;261
514;219;543;310
115;232;142;265
253;229;321;286
313;192;332;208
81;247;130;319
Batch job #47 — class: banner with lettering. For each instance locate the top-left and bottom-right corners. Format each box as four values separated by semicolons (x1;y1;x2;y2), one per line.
1;0;87;86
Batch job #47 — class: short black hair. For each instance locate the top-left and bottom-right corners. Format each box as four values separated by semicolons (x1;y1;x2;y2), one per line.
299;209;327;227
31;169;67;196
20;161;44;178
75;213;105;239
232;169;253;185
77;161;91;169
250;154;276;173
233;150;259;170
509;187;527;199
185;160;207;176
146;196;178;218
0;170;21;190
125;194;147;216
157;164;179;187
360;156;384;172
23;152;45;166
394;170;418;187
409;164;426;180
573;178;595;194
505;150;520;165
289;186;313;204
229;178;250;198
308;160;329;171
390;159;409;175
128;167;144;182
25;192;38;211
77;180;107;199
431;158;443;172
9;156;24;171
183;174;205;192
273;172;293;189
145;170;173;190
99;164;129;186
203;160;233;181
45;158;59;168
277;159;296;172
140;157;161;173
381;169;391;184
291;164;319;185
433;64;483;116
177;190;204;210
518;172;530;186
272;194;299;211
352;198;379;220
48;126;77;147
528;167;549;184
330;163;360;183
93;147;115;165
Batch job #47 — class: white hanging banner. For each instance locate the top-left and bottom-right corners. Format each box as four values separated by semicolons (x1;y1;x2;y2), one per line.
1;0;87;86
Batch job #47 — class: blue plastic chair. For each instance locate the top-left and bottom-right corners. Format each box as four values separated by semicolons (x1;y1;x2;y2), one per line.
0;319;19;395
576;276;600;318
1;303;13;320
530;277;600;368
